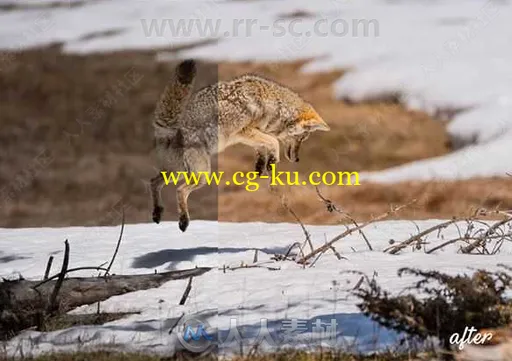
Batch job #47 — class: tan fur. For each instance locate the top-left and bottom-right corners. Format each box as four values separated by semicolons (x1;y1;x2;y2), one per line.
150;59;329;232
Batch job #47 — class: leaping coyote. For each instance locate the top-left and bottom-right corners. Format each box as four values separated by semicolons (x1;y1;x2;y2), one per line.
149;59;330;232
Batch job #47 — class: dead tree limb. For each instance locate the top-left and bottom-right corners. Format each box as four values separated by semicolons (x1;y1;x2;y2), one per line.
47;240;70;315
0;267;211;339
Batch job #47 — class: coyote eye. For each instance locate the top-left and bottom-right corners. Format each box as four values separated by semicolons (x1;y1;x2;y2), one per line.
287;123;306;136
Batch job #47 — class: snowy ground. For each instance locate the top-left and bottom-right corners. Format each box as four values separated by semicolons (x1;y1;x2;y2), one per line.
1;220;510;357
1;0;512;181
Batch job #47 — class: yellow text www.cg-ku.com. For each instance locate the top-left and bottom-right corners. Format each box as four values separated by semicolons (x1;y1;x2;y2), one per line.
161;164;360;192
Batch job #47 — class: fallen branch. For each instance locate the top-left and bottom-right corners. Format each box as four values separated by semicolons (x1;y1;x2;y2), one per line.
0;267;211;339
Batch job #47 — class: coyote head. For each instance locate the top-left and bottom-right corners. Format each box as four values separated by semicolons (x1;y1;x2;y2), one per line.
282;104;330;162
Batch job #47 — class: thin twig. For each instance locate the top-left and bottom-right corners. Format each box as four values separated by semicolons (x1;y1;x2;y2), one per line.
179;276;193;305
43;256;54;281
316;187;373;250
498;263;512;272
385;219;459;254
220;262;281;271
104;208;125;276
347;217;373;251
168;313;185;335
298;200;415;264
284;242;304;259
426;237;464;254
352;276;364;290
281;195;314;253
424;221;511;254
33;266;110;289
460;217;511;254
309;252;324;268
330;246;345;260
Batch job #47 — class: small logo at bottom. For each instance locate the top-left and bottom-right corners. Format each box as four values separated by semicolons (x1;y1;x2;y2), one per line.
175;315;216;353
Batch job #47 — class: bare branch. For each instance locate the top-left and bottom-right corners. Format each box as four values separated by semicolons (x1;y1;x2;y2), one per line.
33;266;111;288
46;240;70;315
281;195;314;253
104;208;125;276
221;262;281;271
460;217;511;254
179;276;193;305
43;256;54;281
385;219;459;254
316;187;373;250
298;200;414;264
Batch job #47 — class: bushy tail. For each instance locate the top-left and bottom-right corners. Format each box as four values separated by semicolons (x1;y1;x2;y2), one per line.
153;59;197;130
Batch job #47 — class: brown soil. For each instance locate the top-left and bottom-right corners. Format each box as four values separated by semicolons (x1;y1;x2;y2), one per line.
0;44;508;228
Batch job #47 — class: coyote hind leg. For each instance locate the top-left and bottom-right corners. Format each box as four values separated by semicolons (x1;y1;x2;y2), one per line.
177;149;210;232
150;173;166;224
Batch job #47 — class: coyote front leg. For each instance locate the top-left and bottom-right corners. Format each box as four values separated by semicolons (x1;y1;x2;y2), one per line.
239;129;280;174
254;149;267;176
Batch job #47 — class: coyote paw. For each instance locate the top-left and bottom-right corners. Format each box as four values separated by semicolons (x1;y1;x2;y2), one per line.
152;206;164;224
255;154;266;176
178;213;190;232
266;154;277;172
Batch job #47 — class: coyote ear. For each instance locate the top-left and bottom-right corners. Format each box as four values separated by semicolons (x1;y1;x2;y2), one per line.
298;106;330;132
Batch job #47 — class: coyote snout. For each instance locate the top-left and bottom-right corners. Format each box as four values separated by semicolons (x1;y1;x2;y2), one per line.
149;59;330;232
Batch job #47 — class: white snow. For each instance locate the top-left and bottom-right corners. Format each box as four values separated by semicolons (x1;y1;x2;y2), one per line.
360;134;512;182
1;220;510;357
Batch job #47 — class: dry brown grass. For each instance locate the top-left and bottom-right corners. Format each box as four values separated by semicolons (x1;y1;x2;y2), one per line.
0;350;416;361
0;44;508;228
218;178;512;224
